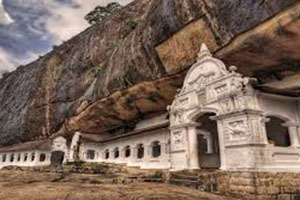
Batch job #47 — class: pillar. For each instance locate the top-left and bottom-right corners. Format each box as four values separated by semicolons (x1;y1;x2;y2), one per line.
216;120;226;170
206;134;214;154
161;142;166;155
287;125;300;147
145;144;151;159
187;125;200;169
261;117;270;144
298;126;300;147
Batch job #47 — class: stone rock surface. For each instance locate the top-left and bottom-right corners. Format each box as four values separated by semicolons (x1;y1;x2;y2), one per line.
0;0;299;146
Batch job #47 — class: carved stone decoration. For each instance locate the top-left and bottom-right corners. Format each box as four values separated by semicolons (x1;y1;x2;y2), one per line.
181;44;229;95
226;120;247;140
169;43;237;126
230;76;244;93
235;95;247;110
219;98;235;114
197;90;206;106
171;130;185;151
228;120;246;139
170;110;184;125
168;43;260;124
52;136;68;152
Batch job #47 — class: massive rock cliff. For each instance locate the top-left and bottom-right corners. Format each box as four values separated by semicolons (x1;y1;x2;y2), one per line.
0;0;299;146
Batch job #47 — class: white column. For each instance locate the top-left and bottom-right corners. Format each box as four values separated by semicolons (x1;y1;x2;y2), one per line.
217;121;226;170
298;127;300;148
288;125;300;147
145;145;151;159
187;126;200;169
261;117;270;144
206;134;213;154
161;143;166;155
128;147;135;164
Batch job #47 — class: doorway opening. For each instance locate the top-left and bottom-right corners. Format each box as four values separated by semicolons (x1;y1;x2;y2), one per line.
196;113;220;169
50;151;65;168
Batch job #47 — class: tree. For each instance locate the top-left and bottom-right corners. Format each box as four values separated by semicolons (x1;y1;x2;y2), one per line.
85;2;123;25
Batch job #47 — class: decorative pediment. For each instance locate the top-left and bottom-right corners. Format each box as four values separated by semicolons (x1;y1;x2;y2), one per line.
181;44;229;94
169;43;258;127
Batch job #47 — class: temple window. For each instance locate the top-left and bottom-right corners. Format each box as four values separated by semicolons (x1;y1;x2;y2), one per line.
105;149;109;159
17;153;21;162
39;153;46;162
24;153;28;162
31;153;35;162
86;150;95;160
266;116;290;147
125;146;131;158
137;144;144;159
10;154;14;162
151;141;161;158
114;148;119;159
2;154;6;162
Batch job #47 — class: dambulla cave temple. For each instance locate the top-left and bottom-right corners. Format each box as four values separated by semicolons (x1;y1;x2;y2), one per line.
0;0;300;198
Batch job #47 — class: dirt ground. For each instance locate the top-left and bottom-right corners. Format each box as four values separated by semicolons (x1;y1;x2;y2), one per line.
0;170;237;200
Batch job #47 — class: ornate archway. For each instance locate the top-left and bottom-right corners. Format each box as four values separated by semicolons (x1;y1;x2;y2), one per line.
168;43;264;170
51;136;69;166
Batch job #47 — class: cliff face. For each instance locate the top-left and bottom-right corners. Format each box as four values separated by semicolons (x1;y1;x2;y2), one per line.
0;0;299;146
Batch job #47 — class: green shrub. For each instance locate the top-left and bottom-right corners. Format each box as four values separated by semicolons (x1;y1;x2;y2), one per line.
112;38;123;48
89;62;107;77
150;171;163;179
90;163;104;171
85;2;122;25
126;19;140;29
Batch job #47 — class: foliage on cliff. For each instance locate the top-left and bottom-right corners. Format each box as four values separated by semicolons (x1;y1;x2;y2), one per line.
85;2;123;25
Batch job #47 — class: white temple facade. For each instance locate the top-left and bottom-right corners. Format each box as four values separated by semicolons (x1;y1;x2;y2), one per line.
1;44;300;172
168;44;300;172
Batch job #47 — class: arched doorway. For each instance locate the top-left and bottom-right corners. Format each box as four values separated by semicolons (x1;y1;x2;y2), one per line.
196;113;220;169
50;151;65;168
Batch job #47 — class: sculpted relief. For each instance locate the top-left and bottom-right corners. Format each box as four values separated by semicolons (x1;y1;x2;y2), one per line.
226;120;248;140
52;136;68;152
171;130;185;151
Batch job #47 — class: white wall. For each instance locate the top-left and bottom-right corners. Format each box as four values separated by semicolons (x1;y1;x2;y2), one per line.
0;150;51;169
79;128;171;169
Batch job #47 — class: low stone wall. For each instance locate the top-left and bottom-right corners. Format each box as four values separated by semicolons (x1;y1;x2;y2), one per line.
169;171;300;200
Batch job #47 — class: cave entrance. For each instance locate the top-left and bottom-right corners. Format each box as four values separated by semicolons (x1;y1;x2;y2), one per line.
196;113;220;169
50;151;65;168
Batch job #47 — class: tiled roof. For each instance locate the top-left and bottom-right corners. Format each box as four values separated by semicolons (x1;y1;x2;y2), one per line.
0;139;51;153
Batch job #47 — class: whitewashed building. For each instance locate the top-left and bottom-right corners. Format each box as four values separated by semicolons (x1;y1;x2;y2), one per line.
1;44;300;172
0;140;52;169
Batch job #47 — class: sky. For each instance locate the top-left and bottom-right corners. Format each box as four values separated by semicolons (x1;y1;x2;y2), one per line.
0;0;133;75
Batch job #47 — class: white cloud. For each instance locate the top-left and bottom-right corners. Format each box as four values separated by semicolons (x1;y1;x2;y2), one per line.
0;0;14;25
0;47;16;78
0;47;39;78
0;0;133;73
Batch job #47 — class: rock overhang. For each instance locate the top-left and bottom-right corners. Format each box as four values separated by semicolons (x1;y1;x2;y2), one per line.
0;0;299;146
